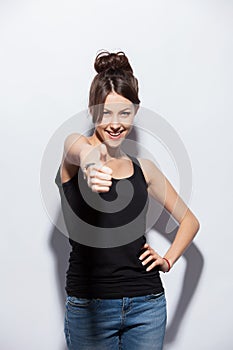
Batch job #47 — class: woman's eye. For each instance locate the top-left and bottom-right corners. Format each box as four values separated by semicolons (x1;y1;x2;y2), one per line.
103;111;130;116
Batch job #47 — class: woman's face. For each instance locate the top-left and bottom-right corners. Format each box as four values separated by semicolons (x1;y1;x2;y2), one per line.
94;92;136;148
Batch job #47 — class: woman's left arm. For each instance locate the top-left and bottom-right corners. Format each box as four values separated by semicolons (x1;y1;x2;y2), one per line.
138;158;200;273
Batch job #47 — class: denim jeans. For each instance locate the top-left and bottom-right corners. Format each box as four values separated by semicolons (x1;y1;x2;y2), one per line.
64;292;167;350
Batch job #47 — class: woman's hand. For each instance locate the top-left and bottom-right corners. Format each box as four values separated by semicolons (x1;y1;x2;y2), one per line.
82;143;113;193
139;243;171;273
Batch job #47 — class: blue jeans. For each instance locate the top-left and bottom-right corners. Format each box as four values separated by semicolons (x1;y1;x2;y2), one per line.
64;292;167;350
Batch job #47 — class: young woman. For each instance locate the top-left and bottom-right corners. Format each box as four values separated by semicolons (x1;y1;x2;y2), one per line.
55;50;200;350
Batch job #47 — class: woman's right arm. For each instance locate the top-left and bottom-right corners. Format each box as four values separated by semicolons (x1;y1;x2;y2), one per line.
63;133;112;192
63;133;94;168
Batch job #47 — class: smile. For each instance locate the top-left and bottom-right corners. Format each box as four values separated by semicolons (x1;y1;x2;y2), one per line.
105;130;124;139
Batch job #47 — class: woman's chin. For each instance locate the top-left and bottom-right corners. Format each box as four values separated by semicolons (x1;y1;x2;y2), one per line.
103;132;126;147
105;139;123;148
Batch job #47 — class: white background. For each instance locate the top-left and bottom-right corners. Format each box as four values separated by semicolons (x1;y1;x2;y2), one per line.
1;1;232;349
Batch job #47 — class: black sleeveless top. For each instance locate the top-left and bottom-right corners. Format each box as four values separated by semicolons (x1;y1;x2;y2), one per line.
55;154;164;298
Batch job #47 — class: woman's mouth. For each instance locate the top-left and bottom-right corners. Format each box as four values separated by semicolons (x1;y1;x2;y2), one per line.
105;130;124;140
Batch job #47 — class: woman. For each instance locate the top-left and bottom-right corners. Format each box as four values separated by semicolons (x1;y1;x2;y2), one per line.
55;50;200;350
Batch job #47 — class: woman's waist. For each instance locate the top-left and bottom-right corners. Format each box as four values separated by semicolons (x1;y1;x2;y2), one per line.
66;264;161;281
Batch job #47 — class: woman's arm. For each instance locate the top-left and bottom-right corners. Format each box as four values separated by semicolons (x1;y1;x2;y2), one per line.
63;133;94;167
138;158;200;272
62;133;112;192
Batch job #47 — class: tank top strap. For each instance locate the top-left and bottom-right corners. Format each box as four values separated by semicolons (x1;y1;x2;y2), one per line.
126;153;148;188
126;153;140;166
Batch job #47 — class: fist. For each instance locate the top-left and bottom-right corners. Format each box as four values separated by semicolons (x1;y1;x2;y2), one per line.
83;143;113;193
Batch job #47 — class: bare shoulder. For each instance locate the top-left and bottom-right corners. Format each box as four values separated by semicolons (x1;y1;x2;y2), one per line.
64;132;90;150
137;158;165;186
60;133;90;184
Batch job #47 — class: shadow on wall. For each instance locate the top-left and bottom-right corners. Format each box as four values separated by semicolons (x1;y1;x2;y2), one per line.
49;203;203;349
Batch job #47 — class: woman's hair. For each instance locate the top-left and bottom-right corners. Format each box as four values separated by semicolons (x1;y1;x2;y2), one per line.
88;50;140;124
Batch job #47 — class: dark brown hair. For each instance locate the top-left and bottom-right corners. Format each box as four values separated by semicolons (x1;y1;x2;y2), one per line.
88;50;140;124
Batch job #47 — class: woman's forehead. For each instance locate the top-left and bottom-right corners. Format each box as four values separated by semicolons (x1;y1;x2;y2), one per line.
103;104;133;112
103;101;134;112
104;92;133;107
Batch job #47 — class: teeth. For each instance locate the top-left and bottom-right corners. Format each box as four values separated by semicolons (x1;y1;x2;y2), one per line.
108;131;121;136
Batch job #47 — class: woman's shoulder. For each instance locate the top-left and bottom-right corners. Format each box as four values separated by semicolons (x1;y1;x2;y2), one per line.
136;158;152;186
64;132;91;147
137;157;164;187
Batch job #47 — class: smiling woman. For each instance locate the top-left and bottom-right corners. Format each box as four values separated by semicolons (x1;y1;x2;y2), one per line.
55;49;200;350
102;106;133;140
90;91;135;146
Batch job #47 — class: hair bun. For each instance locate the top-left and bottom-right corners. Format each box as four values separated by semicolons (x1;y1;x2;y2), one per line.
94;50;133;74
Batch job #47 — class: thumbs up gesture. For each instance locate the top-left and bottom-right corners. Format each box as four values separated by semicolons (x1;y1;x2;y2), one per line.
82;143;113;193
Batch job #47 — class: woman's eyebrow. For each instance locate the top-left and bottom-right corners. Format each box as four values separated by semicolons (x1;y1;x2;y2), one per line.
104;107;131;112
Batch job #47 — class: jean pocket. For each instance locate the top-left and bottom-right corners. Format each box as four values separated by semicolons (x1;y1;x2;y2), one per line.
67;296;92;306
66;295;101;313
144;292;165;302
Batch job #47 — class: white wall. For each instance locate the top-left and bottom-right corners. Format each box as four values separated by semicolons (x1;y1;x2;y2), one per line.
1;0;232;349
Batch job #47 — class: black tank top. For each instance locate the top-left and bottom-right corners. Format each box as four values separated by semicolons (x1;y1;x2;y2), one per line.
55;154;164;298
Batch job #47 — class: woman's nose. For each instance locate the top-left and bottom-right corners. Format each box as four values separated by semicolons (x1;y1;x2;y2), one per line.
109;114;121;125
